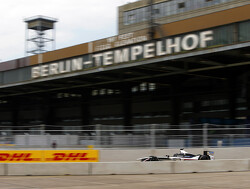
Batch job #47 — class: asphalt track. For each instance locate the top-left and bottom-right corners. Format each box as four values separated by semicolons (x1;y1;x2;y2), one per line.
0;171;249;189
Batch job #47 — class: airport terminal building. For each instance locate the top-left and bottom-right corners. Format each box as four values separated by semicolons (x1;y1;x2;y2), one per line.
0;0;249;131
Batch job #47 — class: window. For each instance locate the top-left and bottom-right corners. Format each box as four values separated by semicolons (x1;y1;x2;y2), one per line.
137;8;144;23
123;11;129;25
142;7;148;21
128;14;136;24
92;90;98;96
154;8;160;14
107;89;114;95
149;83;156;91
132;86;138;93
239;20;250;42
140;82;147;91
99;89;106;95
123;0;232;25
178;2;185;9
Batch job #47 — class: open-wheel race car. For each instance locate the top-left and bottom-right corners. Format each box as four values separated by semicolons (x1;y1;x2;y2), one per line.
137;149;214;162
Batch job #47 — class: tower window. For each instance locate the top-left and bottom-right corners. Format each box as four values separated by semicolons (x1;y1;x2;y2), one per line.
178;2;185;9
128;14;135;23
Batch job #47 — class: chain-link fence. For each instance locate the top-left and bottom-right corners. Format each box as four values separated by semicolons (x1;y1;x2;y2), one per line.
0;123;250;148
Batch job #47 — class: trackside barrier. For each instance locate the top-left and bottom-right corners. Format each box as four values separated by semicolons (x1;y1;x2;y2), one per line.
0;159;249;176
0;164;5;175
6;163;90;176
98;147;250;162
0;150;99;163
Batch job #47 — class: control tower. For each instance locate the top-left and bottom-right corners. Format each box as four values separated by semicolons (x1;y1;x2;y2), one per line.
24;15;57;55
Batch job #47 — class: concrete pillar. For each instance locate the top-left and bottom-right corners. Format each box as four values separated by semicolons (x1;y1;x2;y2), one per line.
171;97;180;125
192;99;201;123
12;103;19;127
170;84;181;126
45;104;55;126
203;123;208;148
150;124;156;148
81;90;91;126
95;124;101;148
245;77;250;112
11;98;19;127
122;85;132;131
228;77;237;120
41;95;57;132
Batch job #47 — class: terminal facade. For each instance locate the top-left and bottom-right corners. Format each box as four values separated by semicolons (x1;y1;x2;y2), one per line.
0;0;249;131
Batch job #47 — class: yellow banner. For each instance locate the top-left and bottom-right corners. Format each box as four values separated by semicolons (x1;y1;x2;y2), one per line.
44;150;99;162
0;150;42;163
0;150;99;163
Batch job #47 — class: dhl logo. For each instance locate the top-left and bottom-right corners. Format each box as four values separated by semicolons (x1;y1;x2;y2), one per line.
0;153;40;161
0;150;99;162
46;153;97;161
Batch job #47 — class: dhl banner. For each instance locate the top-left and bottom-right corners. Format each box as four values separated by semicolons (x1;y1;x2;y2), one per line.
0;150;99;163
0;150;43;163
44;150;98;162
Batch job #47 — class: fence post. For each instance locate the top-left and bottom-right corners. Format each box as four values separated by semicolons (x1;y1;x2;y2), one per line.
40;124;45;135
95;124;101;148
203;123;208;148
25;133;29;146
150;124;156;148
229;134;234;146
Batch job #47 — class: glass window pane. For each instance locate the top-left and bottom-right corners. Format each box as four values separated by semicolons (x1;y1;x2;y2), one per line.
123;12;128;25
239;21;250;42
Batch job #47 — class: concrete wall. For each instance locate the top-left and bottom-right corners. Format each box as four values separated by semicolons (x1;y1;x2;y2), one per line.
99;147;250;162
2;147;250;161
0;159;249;176
6;163;89;176
0;164;6;176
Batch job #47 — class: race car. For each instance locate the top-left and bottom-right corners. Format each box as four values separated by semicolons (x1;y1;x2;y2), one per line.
137;149;214;162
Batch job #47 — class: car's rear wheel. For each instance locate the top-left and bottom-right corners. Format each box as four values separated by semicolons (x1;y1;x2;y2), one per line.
199;155;210;160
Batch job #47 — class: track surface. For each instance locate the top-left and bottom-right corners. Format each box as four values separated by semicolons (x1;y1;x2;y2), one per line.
0;171;249;189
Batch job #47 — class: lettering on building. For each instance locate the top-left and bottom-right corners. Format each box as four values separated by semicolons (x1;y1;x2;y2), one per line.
31;30;213;79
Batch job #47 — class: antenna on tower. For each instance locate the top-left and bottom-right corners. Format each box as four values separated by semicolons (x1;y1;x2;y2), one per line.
148;0;165;40
24;15;57;56
148;0;154;39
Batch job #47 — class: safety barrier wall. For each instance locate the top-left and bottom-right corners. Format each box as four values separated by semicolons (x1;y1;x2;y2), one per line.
99;147;250;162
1;147;250;162
0;150;99;163
0;159;249;176
6;163;90;176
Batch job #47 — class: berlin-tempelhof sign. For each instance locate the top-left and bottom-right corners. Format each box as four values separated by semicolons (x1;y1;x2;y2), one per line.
31;30;213;79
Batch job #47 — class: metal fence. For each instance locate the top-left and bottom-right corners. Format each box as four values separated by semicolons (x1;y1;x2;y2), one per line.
0;123;250;148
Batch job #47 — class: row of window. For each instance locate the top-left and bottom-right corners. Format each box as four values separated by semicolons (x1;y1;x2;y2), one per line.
124;0;234;25
183;98;247;109
91;82;157;96
25;83;157;100
0;100;7;104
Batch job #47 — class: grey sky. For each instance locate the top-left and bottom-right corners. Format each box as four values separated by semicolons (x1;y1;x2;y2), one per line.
0;0;138;62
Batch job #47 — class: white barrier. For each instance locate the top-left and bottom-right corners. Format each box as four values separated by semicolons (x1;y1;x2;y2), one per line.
91;161;173;175
2;147;250;161
173;159;249;173
0;159;249;176
98;147;250;162
7;163;89;176
0;164;5;176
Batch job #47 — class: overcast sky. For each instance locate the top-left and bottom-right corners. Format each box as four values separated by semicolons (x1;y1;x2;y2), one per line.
0;0;138;62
